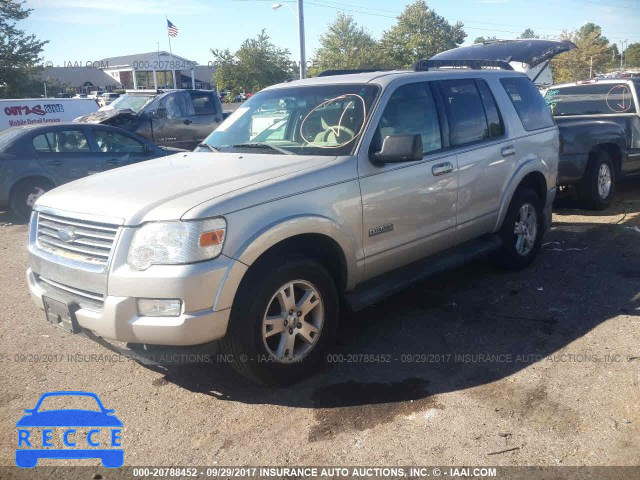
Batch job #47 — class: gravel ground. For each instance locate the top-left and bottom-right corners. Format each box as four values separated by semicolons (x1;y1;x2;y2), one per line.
0;178;638;473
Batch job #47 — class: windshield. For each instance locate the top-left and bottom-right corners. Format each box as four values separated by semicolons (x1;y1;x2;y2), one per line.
107;94;156;113
200;84;379;156
544;83;636;116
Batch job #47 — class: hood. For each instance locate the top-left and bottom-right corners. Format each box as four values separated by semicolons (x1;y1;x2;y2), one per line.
430;39;577;68
75;108;140;124
36;152;334;225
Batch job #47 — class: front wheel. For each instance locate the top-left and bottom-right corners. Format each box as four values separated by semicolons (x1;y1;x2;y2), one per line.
492;186;543;270
220;257;338;385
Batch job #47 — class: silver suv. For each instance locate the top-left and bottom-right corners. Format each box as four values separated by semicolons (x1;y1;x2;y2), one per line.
27;64;559;384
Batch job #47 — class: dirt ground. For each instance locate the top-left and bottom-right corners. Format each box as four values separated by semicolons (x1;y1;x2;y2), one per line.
0;178;638;473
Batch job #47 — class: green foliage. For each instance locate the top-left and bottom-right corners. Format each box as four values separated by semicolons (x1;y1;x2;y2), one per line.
625;43;640;69
474;36;497;44
211;30;294;93
308;13;384;77
0;0;48;98
379;0;466;69
551;24;614;82
518;29;538;39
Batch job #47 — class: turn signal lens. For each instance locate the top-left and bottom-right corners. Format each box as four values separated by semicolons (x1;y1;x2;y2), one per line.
199;229;225;247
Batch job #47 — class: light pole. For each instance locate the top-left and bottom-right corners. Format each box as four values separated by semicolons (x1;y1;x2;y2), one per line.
620;39;628;70
272;1;306;79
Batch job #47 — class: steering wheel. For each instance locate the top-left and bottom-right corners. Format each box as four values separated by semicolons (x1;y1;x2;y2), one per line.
320;125;355;144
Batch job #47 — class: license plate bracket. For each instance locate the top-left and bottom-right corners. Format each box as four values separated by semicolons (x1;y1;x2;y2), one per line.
43;296;80;334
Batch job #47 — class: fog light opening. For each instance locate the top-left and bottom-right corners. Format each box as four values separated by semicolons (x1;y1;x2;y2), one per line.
137;299;182;317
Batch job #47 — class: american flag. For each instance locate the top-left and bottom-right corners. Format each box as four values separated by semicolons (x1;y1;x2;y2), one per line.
167;19;178;37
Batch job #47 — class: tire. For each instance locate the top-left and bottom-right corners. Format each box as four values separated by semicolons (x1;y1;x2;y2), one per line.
492;186;543;271
219;256;338;385
578;150;615;210
9;178;51;221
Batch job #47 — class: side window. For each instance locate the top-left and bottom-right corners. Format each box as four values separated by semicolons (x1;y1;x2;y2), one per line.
32;134;52;152
162;92;195;118
500;77;554;131
37;130;90;153
94;130;145;153
374;82;442;154
476;80;505;138
190;92;215;115
439;79;489;146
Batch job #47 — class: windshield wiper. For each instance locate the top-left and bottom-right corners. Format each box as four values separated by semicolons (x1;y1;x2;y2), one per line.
231;142;293;155
197;143;220;152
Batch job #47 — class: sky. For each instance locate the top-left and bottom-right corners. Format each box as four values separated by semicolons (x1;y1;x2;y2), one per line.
22;0;640;67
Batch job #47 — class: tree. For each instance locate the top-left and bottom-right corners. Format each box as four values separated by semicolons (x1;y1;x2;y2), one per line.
308;13;383;76
624;42;640;69
211;30;294;94
518;28;538;39
551;24;613;83
379;0;466;69
474;36;497;44
0;1;48;98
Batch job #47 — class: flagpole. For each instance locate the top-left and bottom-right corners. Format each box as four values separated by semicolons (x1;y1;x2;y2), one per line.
166;15;176;88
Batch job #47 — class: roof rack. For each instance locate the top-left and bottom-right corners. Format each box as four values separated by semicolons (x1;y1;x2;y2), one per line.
414;59;514;72
317;69;390;77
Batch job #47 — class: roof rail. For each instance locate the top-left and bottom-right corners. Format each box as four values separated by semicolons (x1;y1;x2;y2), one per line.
414;59;514;72
317;69;390;77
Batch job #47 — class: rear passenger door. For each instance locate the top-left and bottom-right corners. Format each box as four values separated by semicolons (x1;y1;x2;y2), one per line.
436;78;511;242
32;128;103;184
187;91;224;144
359;81;459;280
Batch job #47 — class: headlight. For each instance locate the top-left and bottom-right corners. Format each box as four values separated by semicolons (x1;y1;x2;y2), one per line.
127;218;226;270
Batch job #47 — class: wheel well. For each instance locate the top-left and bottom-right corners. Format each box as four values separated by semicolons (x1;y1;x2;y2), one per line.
591;143;621;176
10;175;55;198
249;233;348;292
517;171;547;205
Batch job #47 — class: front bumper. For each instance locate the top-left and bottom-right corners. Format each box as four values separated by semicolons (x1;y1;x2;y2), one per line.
27;209;248;346
27;268;231;345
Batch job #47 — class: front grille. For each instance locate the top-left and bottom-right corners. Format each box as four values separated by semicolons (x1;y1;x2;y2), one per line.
36;213;119;267
36;275;104;311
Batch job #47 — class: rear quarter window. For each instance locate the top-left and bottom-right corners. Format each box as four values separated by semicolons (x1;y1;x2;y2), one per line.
500;77;554;131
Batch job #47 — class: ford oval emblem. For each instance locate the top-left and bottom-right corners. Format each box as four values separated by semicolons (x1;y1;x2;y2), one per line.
57;228;76;243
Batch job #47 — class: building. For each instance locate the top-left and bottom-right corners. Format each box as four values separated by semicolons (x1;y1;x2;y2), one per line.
37;51;216;94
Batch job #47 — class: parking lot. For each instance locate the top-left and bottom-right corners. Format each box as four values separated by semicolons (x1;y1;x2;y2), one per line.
0;179;638;468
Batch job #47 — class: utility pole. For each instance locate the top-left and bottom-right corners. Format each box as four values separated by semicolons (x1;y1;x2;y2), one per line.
589;56;593;79
297;0;306;79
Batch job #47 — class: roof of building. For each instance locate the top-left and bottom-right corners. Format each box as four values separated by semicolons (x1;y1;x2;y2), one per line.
100;51;192;68
37;67;122;87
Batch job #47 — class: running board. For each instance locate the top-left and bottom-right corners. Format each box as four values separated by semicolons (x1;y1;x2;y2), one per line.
344;234;503;312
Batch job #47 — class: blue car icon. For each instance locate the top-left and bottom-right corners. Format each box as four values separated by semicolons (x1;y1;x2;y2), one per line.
15;391;123;468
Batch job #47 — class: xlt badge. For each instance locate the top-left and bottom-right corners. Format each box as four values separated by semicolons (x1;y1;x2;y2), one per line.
368;223;394;237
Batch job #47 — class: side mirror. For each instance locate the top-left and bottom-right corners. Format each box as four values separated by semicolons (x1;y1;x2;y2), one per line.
370;134;423;165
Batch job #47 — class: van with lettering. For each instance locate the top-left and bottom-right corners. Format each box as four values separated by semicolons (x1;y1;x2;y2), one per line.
0;99;99;132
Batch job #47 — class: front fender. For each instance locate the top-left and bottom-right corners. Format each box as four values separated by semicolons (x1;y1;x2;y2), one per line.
493;158;552;232
212;214;360;311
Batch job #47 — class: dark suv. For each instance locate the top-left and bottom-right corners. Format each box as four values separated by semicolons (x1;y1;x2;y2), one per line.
76;90;226;150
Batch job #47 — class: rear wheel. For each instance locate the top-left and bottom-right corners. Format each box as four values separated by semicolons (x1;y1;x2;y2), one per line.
579;150;615;210
9;178;51;221
493;186;543;270
220;256;338;385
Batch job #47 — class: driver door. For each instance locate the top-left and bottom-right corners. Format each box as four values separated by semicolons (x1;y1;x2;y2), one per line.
358;81;459;280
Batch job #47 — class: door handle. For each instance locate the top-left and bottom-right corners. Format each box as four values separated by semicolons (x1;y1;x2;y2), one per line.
47;160;63;166
501;145;516;157
432;161;453;176
184;119;192;125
